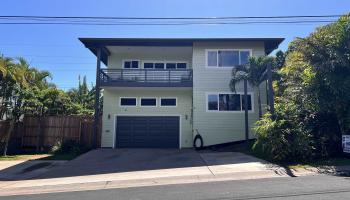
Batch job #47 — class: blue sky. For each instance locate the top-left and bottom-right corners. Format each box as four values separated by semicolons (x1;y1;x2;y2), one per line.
0;0;349;90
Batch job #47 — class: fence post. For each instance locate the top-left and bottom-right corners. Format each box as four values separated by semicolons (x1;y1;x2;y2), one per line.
77;117;81;145
36;117;41;152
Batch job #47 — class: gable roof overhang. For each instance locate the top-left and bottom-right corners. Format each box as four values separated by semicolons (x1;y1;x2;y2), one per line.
79;38;284;65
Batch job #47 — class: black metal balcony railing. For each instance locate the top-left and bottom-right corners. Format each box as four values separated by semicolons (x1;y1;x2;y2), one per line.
99;68;193;87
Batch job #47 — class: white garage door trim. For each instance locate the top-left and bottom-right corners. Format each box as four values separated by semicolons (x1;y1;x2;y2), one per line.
113;114;182;149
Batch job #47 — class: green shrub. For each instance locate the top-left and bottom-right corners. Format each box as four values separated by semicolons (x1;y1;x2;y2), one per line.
50;139;89;155
253;103;313;162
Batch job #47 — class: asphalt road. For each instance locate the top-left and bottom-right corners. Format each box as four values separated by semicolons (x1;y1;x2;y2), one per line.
2;175;350;200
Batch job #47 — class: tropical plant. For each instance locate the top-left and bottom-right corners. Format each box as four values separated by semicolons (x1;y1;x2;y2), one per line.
230;56;275;118
0;56;52;155
254;14;350;161
67;75;94;111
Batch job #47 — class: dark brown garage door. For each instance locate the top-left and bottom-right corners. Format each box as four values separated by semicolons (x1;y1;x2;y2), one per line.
116;116;180;148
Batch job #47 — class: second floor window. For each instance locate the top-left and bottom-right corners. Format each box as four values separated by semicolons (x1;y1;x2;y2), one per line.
143;61;187;69
124;60;139;69
206;50;251;67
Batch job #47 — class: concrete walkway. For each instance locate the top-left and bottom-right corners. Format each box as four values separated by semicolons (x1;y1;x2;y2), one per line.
0;149;317;196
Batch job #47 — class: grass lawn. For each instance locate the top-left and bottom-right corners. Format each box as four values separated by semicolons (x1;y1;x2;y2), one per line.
288;157;350;169
209;141;350;169
0;153;81;161
248;149;350;169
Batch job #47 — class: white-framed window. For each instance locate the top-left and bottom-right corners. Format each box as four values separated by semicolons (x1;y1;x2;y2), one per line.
206;92;253;112
143;61;187;69
206;49;251;68
160;97;177;107
120;97;137;107
123;60;140;69
140;97;157;107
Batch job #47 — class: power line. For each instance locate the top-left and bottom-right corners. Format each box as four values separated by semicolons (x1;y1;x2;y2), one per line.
0;14;342;26
3;54;91;58
0;43;76;46
0;14;342;20
29;62;94;64
0;20;337;26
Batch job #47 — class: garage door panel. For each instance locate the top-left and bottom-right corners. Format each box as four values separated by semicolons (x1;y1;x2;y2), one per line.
116;116;179;148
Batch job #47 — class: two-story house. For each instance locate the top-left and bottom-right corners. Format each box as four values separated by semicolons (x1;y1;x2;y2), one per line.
80;38;283;149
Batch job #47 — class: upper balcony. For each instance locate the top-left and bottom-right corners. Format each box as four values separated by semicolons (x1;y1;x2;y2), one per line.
99;68;193;87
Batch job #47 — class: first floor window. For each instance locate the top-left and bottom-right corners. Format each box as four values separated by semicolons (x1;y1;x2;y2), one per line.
219;94;241;111
140;98;157;106
207;93;253;112
241;94;252;110
120;97;137;106
207;94;218;110
160;98;177;106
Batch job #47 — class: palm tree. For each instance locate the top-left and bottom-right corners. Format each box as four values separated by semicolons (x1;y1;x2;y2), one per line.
0;56;28;156
68;75;95;110
230;56;275;118
0;56;51;155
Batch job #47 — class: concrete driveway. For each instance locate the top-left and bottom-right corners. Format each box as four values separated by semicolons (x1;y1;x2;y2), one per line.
0;149;306;195
32;148;276;180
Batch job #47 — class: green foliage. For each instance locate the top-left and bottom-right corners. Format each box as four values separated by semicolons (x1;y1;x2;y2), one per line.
50;139;89;155
253;103;313;162
0;55;97;118
254;14;350;161
230;56;275;92
67;75;96;113
230;56;276;118
0;55;97;155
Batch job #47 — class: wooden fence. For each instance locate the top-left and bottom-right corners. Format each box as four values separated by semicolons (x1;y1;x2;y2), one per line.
0;116;101;153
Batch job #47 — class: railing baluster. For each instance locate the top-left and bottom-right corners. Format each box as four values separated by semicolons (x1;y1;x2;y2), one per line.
100;68;192;87
145;69;147;83
168;70;171;85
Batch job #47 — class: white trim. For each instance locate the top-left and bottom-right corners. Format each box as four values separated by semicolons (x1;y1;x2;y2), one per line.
122;59;140;69
205;92;255;113
205;49;253;68
119;97;138;107
113;114;182;149
159;97;178;107
140;97;158;107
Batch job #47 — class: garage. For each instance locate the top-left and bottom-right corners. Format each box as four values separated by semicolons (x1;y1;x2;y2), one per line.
115;116;180;148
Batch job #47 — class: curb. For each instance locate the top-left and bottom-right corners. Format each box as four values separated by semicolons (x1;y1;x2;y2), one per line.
0;170;297;196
